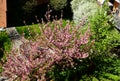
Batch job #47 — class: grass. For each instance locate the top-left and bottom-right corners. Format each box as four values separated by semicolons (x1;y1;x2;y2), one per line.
16;24;41;39
16;19;73;39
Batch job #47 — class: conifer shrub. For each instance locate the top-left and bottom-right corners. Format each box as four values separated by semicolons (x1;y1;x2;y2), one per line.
76;5;120;81
89;6;120;56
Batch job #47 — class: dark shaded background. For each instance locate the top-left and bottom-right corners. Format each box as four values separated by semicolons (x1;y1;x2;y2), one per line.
7;0;73;27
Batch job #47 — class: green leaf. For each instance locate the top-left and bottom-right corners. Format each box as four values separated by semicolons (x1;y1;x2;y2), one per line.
103;73;120;81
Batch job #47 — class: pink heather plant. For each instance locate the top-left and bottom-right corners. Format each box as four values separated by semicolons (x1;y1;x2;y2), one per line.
2;40;54;81
2;17;92;81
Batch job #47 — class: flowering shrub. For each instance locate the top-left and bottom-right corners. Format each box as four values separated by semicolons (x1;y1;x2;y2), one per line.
2;17;92;81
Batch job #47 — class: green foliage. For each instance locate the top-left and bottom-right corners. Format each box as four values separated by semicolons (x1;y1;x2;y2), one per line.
22;0;37;13
102;73;120;81
50;0;67;10
0;65;3;73
47;55;120;81
89;7;120;55
47;4;120;81
0;31;11;58
80;73;120;81
47;59;88;81
71;0;97;24
82;56;120;81
16;24;41;39
16;20;73;40
0;31;11;73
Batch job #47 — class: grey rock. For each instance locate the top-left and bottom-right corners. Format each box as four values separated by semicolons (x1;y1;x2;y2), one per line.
0;77;8;81
6;27;21;40
113;4;120;30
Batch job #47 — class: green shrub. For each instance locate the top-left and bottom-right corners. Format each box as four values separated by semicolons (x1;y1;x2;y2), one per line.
83;56;120;81
89;7;120;56
48;54;120;81
50;0;67;10
22;0;37;13
71;0;97;24
78;5;120;81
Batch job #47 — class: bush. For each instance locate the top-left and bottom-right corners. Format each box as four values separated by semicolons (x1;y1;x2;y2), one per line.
78;56;120;81
75;5;120;81
71;0;97;24
50;0;67;10
49;56;120;81
89;7;120;56
2;18;92;80
22;0;37;14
